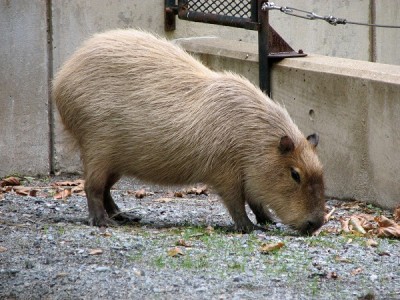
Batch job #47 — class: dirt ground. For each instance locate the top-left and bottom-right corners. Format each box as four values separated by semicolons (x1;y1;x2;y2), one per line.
0;175;399;300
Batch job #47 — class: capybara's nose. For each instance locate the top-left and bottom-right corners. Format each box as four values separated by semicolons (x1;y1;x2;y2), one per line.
301;217;324;235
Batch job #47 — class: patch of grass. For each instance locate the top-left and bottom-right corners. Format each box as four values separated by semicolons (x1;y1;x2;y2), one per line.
228;261;245;272
305;236;337;248
57;226;66;235
42;224;50;234
126;250;145;263
153;255;166;268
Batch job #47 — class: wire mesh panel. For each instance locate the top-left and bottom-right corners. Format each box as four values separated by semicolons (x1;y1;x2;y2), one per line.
187;0;252;18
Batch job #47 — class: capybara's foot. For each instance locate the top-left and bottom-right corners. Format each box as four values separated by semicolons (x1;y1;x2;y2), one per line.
88;214;117;227
234;221;260;233
110;211;141;224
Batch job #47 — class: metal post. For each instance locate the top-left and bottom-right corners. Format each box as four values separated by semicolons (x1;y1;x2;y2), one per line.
257;0;270;96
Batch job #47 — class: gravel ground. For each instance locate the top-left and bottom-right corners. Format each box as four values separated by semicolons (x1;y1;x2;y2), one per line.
0;175;399;300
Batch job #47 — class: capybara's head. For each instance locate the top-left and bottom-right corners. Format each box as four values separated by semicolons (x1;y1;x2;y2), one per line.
246;133;325;235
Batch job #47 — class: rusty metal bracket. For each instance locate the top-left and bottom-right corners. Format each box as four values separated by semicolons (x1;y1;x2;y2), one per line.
164;0;306;96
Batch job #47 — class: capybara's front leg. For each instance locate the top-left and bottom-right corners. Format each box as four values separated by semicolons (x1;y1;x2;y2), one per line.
218;187;256;233
247;202;274;225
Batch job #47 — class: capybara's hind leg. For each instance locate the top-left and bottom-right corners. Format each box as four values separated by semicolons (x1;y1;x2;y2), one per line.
103;173;121;216
85;173;109;227
104;173;141;224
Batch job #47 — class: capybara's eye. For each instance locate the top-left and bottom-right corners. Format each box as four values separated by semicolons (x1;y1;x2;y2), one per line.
290;167;301;184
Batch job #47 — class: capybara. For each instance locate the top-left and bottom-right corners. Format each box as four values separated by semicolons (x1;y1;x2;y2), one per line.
53;29;325;234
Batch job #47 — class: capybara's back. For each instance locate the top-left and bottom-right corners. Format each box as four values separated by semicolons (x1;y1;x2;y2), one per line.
53;29;325;234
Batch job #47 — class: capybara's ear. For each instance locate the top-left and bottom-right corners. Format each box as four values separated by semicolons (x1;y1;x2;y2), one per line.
307;133;319;148
279;135;294;154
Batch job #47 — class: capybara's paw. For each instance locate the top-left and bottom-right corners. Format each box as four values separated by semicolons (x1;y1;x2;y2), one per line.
88;215;117;227
234;222;258;233
110;212;141;225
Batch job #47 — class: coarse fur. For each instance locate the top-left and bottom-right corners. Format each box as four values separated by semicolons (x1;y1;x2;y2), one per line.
53;29;325;234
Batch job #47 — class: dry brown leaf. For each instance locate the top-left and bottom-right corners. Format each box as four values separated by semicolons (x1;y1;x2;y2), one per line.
186;185;208;195
134;189;146;199
351;267;363;276
394;206;400;223
154;197;174;203
0;246;7;253
174;191;184;198
71;186;86;196
54;188;72;200
340;218;350;233
327;271;338;279
53;180;84;187
341;202;361;209
374;215;400;238
0;176;21;187
89;248;103;255
176;239;192;247
259;242;285;254
100;232;112;237
205;225;214;235
14;187;37;197
366;239;378;247
334;256;352;263
167;247;184;257
349;216;366;234
324;207;336;223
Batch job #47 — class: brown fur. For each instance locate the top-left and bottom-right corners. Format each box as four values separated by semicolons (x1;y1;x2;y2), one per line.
52;29;325;234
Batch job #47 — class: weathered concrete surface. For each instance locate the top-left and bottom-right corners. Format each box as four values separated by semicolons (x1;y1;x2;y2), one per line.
177;38;400;209
376;0;400;65
268;0;370;62
0;1;50;176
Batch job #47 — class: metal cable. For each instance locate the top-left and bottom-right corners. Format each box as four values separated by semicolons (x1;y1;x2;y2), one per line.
262;2;400;28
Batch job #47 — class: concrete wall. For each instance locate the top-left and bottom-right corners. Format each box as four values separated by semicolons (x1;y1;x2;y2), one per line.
0;1;50;176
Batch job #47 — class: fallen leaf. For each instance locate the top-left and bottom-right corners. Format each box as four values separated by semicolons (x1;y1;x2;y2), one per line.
54;188;72;200
174;191;184;198
394;206;400;223
374;215;400;238
53;180;84;187
100;232;112;237
326;271;338;279
351;267;363;276
71;186;86;196
324;207;336;223
0;176;20;187
334;256;352;263
340;218;350;233
134;189;146;199
167;247;184;257
366;239;378;247
205;225;214;235
14;187;37;197
259;242;285;254
349;216;366;234
55;272;68;278
176;239;192;247
0;246;7;253
154;197;174;203
341;202;361;209
186;185;208;195
89;248;103;255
